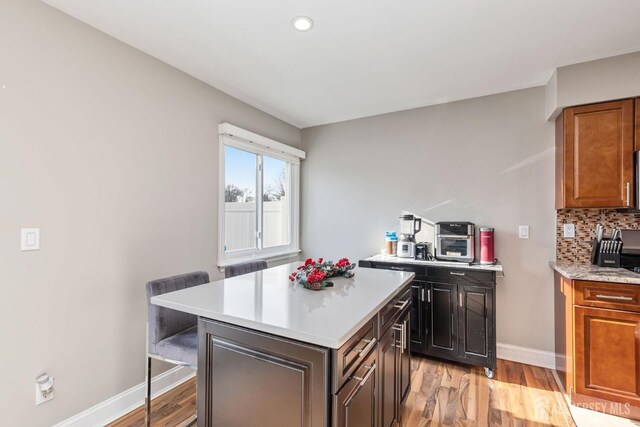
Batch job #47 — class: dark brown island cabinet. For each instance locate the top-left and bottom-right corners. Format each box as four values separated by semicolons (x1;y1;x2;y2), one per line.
197;281;412;427
359;260;498;378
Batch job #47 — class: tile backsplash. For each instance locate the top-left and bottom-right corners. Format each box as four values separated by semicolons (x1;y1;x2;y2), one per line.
556;209;640;263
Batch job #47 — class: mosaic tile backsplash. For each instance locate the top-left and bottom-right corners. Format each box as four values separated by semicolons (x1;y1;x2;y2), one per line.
557;209;640;264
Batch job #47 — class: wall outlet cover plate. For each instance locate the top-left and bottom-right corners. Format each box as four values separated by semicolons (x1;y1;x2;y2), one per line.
563;224;576;238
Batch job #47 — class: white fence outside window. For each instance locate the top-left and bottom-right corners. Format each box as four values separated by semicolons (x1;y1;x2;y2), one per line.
224;197;290;251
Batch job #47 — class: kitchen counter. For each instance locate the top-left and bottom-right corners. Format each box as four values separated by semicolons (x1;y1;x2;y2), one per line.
151;262;414;348
365;253;504;273
550;261;640;285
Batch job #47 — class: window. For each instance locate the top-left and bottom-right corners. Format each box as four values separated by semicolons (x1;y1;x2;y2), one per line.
218;123;304;266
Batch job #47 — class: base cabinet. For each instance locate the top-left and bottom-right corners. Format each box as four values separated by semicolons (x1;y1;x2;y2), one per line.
427;282;458;358
555;273;640;420
379;324;399;427
575;306;640;406
409;281;426;350
359;261;497;374
197;319;329;427
334;349;378;427
399;311;411;403
459;285;493;365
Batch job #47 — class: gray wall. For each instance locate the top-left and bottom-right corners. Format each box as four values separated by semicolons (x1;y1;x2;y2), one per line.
301;86;556;353
546;51;640;119
0;1;300;425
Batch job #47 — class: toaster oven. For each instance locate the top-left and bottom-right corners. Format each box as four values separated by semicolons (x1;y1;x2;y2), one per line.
435;222;475;263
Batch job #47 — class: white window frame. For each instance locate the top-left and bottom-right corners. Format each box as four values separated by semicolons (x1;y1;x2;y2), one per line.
217;123;304;267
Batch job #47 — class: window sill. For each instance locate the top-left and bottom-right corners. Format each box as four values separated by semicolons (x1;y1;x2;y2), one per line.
217;249;301;269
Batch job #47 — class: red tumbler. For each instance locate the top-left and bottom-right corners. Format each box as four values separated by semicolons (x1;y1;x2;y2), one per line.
480;228;494;265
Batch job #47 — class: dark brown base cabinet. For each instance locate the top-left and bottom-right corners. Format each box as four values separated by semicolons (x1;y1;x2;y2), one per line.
360;261;497;377
197;282;412;427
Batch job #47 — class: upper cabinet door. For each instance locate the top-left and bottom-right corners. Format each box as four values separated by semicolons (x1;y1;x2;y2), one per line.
557;99;635;208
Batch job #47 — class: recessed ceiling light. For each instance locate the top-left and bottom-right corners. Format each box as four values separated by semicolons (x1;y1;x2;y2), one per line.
292;16;314;32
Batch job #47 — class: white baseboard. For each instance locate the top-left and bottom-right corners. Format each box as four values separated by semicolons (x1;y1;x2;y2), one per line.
53;365;195;427
497;342;557;370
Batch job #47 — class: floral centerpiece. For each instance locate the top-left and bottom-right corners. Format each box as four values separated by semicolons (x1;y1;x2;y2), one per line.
289;257;356;290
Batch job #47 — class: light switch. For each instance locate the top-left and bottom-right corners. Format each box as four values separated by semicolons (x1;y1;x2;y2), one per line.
21;228;40;251
518;225;529;239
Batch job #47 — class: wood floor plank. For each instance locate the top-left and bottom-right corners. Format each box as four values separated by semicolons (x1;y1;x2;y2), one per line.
108;357;575;427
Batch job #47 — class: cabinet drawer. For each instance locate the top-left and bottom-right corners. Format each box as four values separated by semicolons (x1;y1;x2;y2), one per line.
333;316;377;391
575;281;640;313
426;268;494;286
380;286;412;330
373;262;425;276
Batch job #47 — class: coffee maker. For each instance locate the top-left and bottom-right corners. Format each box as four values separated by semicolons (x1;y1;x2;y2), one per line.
397;214;422;258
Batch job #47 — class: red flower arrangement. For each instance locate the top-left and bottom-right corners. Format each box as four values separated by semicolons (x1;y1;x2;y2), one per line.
289;257;356;290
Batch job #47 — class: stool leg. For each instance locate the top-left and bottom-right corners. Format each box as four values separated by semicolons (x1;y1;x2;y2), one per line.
145;356;152;426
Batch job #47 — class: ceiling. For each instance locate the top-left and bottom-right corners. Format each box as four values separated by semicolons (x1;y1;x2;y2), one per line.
42;0;640;128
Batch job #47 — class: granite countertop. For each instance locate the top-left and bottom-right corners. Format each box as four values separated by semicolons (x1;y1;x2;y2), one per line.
550;261;640;285
151;262;414;349
365;254;504;273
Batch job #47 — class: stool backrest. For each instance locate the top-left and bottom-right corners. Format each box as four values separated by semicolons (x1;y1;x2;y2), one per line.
224;260;268;278
146;271;209;346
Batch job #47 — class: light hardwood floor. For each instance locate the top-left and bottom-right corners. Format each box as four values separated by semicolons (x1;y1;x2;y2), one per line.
109;357;575;426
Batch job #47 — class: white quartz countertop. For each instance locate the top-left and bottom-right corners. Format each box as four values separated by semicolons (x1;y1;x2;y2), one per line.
150;262;414;349
365;254;504;273
550;261;640;285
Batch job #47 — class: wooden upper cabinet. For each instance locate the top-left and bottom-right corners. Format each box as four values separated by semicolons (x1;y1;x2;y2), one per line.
556;99;635;209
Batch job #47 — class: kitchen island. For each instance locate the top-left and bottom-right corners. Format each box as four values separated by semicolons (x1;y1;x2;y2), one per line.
151;262;415;427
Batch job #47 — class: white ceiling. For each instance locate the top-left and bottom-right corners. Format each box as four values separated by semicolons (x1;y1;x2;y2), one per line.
42;0;640;128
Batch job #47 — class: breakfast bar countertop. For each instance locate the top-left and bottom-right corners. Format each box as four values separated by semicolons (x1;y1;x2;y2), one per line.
550;261;640;285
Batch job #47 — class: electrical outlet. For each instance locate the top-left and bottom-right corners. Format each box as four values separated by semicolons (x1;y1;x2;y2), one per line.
563;224;576;238
518;225;529;239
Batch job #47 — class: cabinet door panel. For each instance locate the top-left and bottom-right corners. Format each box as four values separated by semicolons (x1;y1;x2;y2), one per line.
575;306;640;406
428;283;457;357
379;326;398;427
410;281;425;350
399;310;411;403
334;350;377;427
563;99;634;208
459;286;490;361
198;319;328;427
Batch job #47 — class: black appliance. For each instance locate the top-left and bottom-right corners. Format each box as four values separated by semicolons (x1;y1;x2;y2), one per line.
415;243;433;261
435;222;475;263
621;229;640;272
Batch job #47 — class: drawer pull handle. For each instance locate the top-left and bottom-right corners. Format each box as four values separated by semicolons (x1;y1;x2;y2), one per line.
393;322;406;353
353;338;376;357
394;299;410;310
450;271;466;276
390;267;405;271
345;363;377;405
595;294;634;301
